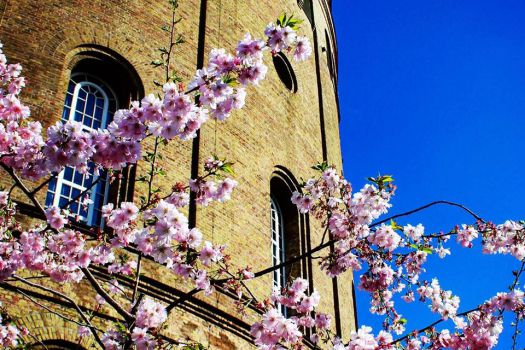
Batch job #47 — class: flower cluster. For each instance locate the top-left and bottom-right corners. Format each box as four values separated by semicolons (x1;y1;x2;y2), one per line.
251;278;331;349
0;45;46;179
481;220;525;261
0;314;22;348
417;278;460;321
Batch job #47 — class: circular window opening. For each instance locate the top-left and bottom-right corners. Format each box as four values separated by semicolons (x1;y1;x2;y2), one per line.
273;53;298;93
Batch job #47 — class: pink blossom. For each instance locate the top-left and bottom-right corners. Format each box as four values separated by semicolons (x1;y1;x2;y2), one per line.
45;206;67;230
135;298;167;329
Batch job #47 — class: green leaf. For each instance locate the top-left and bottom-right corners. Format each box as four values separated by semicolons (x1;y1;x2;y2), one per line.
277;13;286;27
311;161;329;172
421;247;433;254
151;59;163;67
390;219;402;231
220;162;235;175
380;175;394;183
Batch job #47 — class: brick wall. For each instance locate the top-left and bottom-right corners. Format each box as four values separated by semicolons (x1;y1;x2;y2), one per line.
0;0;353;348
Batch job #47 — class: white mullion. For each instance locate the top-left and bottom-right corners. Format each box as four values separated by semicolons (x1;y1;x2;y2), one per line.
52;169;66;207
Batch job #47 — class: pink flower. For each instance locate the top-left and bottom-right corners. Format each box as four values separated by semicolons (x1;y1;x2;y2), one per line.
45;206;67;230
457;224;478;248
135;298;167;329
314;313;331;330
77;326;91;338
293;36;312;62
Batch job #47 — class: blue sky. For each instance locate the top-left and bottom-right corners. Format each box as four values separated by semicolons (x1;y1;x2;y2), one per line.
332;1;525;347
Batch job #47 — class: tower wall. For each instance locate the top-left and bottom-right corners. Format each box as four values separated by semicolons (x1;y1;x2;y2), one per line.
0;0;353;347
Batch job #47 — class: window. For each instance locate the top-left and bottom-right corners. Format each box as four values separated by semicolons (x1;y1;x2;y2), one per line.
297;0;314;26
270;168;312;298
45;73;116;227
273;52;298;93
45;50;143;227
325;30;336;83
271;196;286;292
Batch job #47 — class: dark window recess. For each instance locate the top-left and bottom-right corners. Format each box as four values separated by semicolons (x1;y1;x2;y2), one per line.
325;30;336;82
297;0;314;25
29;339;86;350
272;53;298;93
270;177;303;286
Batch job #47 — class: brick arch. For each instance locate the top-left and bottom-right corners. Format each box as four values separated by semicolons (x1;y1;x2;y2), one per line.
16;312;93;349
37;25;150;98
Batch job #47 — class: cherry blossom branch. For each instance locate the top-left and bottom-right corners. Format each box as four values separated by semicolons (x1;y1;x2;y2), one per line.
371;200;485;228
166;240;334;313
29;174;56;196
12;275;105;347
165;3;178;83
389;306;480;346
1;163;45;214
4;285;103;345
81;267;133;321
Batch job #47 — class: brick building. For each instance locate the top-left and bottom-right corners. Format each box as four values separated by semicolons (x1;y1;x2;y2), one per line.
0;0;355;348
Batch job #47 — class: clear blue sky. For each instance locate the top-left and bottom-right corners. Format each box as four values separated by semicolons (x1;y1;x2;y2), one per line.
333;1;525;347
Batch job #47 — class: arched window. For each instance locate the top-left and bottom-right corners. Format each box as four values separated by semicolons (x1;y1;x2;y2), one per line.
45;73;116;227
270;169;311;294
325;30;336;84
297;0;314;26
46;50;143;227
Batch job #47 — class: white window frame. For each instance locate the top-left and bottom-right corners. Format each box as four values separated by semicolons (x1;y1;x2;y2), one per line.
271;196;286;289
50;76;115;227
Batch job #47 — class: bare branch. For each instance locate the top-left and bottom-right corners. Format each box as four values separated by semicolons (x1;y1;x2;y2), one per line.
12;275;105;347
81;267;133;321
1;163;45;214
371;200;485;228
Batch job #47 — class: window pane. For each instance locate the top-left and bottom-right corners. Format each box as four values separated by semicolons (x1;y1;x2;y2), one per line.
45;192;55;207
71;188;80;201
64;167;73;181
85;95;95;117
62;107;70;120
70;202;79;215
61;185;71;197
78;88;87;100
74;170;84;185
58;196;68;208
76;98;85;113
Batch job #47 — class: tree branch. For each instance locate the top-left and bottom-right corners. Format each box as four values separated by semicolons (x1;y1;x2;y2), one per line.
371;200;485;228
12;275;105;347
81;268;133;321
1;163;45;214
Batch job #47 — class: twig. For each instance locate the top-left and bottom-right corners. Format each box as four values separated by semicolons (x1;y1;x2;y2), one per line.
12;275;104;347
371;200;485;228
389;306;480;345
30;175;56;196
81;268;133;321
1;163;45;214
